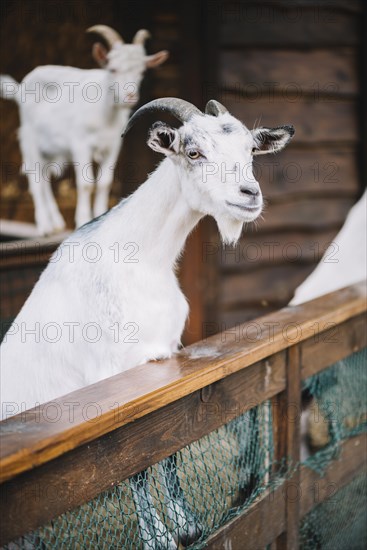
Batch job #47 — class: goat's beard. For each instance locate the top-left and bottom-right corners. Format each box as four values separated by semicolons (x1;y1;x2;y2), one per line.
215;215;244;245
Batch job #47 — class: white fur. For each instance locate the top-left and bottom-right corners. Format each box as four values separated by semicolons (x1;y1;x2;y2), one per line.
291;190;366;305
0;38;167;235
0;109;294;420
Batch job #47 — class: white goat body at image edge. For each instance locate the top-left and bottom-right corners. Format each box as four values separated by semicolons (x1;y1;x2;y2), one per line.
291;190;366;305
0;25;168;236
0;97;294;548
291;190;366;463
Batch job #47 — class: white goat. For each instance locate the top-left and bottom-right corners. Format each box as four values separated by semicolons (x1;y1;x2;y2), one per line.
290;190;367;463
0;25;168;235
291;190;366;306
0;98;294;548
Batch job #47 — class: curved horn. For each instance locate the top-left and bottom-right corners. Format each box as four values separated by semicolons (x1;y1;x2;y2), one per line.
133;29;151;45
86;25;124;48
123;97;203;136
205;99;228;116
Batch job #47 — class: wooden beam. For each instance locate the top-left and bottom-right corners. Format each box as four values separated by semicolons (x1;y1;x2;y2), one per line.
206;485;286;549
0;353;286;544
301;313;367;379
274;346;301;549
1;283;365;484
0;233;69;270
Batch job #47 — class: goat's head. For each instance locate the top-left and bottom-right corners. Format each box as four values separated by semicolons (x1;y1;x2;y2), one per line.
87;26;168;105
124;98;295;244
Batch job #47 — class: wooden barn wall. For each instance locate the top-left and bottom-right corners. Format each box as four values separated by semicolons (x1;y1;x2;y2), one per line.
202;0;366;332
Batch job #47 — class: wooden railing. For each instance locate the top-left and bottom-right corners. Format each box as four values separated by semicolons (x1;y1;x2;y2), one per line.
0;234;68;323
0;281;366;548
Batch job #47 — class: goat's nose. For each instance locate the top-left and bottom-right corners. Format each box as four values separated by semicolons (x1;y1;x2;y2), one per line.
240;187;259;197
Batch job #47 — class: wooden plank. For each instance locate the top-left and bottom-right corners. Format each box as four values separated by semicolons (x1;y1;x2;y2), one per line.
219;305;366;338
220;48;358;96
219;306;277;328
259;196;355;232
205;433;366;549
301;313;367;379
7;348;363;546
220;5;360;47
206;485;286;549
180;223;207;345
0;267;44;320
0;220;40;239
255;148;359;199
225;96;358;144
0;353;286;544
220;263;316;309
0;236;67;270
217;229;339;272
275;346;301;549
228;0;363;12
0;282;365;485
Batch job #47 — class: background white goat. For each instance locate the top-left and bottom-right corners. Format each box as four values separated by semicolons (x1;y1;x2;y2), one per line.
290;189;366;306
290;190;366;462
0;97;294;548
0;25;168;235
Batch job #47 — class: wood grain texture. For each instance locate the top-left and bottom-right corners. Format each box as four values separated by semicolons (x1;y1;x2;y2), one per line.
255;147;359;198
220;48;358;96
301;313;367;379
259;196;355;231
206;485;286;549
220;5;360;47
0;282;365;485
225;96;358;144
217;229;340;272
220;263;316;308
275;346;301;549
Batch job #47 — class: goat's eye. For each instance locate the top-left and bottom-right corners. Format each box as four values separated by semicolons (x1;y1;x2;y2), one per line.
187;150;201;160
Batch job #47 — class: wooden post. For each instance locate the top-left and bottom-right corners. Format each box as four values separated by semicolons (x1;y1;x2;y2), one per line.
273;344;301;549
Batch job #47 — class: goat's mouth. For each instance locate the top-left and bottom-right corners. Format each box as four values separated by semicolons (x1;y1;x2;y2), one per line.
225;201;262;217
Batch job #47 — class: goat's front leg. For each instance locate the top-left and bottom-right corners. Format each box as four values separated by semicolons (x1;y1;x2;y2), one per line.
42;177;66;233
73;154;94;228
93;148;120;219
159;454;203;546
24;158;54;236
130;471;177;550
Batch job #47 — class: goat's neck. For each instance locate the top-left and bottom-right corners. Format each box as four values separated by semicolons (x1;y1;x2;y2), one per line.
100;73;133;122
114;159;202;269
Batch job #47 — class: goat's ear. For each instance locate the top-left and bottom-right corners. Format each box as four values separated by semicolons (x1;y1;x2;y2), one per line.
251;125;295;155
92;42;109;67
145;50;169;68
147;122;180;155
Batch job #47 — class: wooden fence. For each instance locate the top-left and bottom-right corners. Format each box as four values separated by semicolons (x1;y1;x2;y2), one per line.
0;281;366;548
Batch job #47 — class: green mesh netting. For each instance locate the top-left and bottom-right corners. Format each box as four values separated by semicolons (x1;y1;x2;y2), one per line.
300;347;367;550
5;402;277;550
300;472;367;550
303;347;367;470
4;348;367;549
